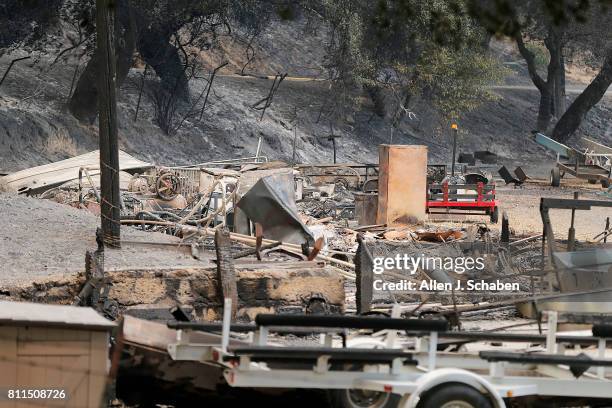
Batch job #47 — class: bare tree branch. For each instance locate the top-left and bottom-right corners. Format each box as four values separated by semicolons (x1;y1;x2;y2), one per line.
0;55;31;88
252;73;287;120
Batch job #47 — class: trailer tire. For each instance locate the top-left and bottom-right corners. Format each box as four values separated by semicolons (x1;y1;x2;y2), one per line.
602;179;611;188
550;168;561;187
329;389;400;408
417;383;492;408
489;207;499;224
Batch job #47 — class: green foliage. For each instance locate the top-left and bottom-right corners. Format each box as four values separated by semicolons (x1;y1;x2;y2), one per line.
315;0;506;121
412;46;507;120
468;0;612;37
525;42;549;69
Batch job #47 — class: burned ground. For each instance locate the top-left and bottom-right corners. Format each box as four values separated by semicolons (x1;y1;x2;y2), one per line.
0;17;610;174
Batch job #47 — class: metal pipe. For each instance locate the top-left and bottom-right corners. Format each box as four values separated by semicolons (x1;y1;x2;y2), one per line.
567;192;579;251
256;136;263;161
451;125;458;177
221;298;232;353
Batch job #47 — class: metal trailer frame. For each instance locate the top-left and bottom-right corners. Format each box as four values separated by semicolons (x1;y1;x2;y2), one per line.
294;163;380;192
539;197;612;293
535;133;612;188
553;160;611;188
426;181;499;223
166;300;612;408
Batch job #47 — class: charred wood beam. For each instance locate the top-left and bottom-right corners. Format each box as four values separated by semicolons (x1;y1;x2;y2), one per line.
232;241;281;260
355;234;374;314
215;228;238;319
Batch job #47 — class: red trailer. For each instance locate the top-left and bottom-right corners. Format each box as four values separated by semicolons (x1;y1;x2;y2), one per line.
426;181;499;223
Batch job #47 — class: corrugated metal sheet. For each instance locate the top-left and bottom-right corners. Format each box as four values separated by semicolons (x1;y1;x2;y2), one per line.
0;150;153;194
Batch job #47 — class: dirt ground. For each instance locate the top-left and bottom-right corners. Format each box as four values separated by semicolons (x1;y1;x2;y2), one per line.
428;171;611;239
496;181;611;239
1;21;610;175
2;173;609;288
0;192;212;287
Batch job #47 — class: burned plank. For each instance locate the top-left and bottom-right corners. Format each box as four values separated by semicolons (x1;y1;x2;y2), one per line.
355;234;374;314
215;228;238;318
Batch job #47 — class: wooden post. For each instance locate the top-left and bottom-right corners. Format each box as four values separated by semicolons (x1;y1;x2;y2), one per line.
215;228;238;318
501;212;510;244
355;234;373;314
97;0;121;247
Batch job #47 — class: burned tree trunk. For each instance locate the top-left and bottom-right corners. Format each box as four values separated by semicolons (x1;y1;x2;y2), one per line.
516;34;550;132
536;85;553;131
69;52;101;123
552;53;566;118
137;28;190;102
552;49;612;143
365;84;386;118
69;0;136;123
545;28;566;120
515;28;564;133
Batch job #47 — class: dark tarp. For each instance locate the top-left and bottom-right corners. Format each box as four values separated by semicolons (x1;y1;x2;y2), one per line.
236;173;314;245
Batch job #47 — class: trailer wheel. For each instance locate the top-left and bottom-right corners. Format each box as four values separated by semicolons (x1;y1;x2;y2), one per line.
602;179;611;188
489;207;499;224
334;177;350;189
417;383;492;408
550;168;561;187
329;389;400;408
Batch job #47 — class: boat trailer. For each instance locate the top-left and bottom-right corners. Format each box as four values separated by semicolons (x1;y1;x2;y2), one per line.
165;300;612;408
535;133;612;188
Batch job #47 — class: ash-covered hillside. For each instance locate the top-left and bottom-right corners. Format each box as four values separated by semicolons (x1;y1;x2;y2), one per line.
0;15;610;174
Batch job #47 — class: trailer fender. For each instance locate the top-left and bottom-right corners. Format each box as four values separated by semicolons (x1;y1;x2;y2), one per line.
398;368;506;408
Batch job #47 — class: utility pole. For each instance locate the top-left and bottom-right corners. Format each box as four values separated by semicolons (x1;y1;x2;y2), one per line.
450;122;458;177
97;0;121;247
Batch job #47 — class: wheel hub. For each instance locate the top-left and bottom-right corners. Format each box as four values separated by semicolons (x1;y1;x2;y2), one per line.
347;389;390;407
440;401;476;408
